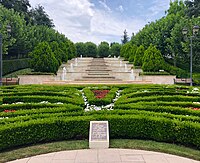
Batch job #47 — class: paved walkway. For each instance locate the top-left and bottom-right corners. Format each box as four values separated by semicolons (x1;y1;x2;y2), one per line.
7;148;200;163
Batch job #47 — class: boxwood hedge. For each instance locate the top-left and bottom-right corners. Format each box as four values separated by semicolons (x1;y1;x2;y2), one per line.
0;84;200;151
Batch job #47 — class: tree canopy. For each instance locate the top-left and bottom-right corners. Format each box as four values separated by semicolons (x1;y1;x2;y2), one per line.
131;0;200;73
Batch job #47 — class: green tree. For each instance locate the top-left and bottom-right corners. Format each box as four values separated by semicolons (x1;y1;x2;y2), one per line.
67;41;77;60
59;42;68;62
142;44;165;72
0;0;31;24
128;44;137;62
121;29;129;44
30;5;54;27
0;5;20;55
109;43;121;57
185;0;200;18
75;42;86;57
49;41;63;64
29;42;59;73
85;42;97;57
98;41;110;57
120;42;133;60
134;45;145;66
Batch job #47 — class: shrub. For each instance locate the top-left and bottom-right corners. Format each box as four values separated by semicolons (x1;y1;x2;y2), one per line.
164;63;188;77
3;58;30;76
142;44;165;72
29;42;59;74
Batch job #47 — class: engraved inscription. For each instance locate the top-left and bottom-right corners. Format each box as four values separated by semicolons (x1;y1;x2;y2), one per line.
91;123;107;141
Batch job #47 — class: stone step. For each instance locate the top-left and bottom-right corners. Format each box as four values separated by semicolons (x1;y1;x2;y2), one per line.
43;80;152;85
86;69;111;72
82;76;115;79
88;73;109;75
88;65;108;67
75;78;122;81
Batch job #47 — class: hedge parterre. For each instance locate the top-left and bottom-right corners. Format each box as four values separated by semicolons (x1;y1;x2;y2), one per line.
0;84;200;151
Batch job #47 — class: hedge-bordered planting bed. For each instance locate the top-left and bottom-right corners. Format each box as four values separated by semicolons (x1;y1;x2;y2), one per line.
0;84;200;151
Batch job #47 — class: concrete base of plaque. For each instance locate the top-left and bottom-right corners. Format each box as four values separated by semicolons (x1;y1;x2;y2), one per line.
89;121;109;149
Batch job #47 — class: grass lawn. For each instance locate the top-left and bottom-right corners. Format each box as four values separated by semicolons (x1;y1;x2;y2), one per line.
0;139;199;163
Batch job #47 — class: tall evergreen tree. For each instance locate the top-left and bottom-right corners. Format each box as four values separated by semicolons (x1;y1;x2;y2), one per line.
29;42;59;73
121;29;129;44
142;44;165;72
134;45;145;66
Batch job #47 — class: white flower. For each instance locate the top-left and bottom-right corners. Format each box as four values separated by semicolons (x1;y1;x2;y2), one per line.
85;108;90;112
40;101;49;104
193;102;200;104
15;102;24;104
56;102;63;105
0;117;9;120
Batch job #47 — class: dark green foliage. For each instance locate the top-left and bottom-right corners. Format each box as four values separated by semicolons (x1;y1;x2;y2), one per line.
121;29;129;44
0;0;31;24
131;0;200;73
49;41;62;64
164;63;188;78
128;44;137;62
185;0;200;18
29;42;59;74
109;43;121;57
75;42;87;57
120;43;133;60
134;45;145;66
29;5;54;27
98;42;110;57
67;41;77;60
0;114;200;151
58;42;68;62
3;58;30;76
142;44;165;72
85;42;97;57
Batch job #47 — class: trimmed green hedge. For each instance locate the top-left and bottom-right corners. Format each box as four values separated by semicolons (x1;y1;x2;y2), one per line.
116;95;200;104
1;84;200;152
0;103;82;112
2;96;84;106
3;58;30;76
140;71;170;75
114;103;200;116
0;114;200;151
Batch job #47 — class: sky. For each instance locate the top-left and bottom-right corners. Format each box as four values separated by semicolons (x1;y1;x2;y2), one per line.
28;0;172;44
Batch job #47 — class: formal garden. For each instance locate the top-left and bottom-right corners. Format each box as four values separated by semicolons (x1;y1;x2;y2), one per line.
0;0;200;162
0;84;200;156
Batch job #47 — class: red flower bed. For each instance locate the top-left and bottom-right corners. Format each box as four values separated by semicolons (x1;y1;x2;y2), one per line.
92;90;110;99
192;108;200;111
4;110;16;113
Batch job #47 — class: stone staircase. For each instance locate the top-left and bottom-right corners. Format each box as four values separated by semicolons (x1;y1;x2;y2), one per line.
49;57;152;84
75;58;122;81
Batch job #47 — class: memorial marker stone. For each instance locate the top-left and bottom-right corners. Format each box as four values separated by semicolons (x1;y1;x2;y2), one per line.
89;121;109;149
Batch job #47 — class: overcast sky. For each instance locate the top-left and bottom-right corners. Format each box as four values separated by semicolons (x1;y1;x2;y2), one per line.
28;0;172;44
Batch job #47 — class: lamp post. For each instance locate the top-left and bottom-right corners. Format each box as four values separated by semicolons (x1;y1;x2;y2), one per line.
182;25;199;86
0;25;11;86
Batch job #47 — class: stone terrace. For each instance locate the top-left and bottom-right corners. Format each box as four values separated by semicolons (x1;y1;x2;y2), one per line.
53;57;151;84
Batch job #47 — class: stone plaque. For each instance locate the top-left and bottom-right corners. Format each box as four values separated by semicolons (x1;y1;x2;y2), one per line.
89;121;109;149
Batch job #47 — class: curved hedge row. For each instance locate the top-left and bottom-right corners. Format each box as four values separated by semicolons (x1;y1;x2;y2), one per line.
3;58;30;76
0;84;200;151
0;114;200;151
